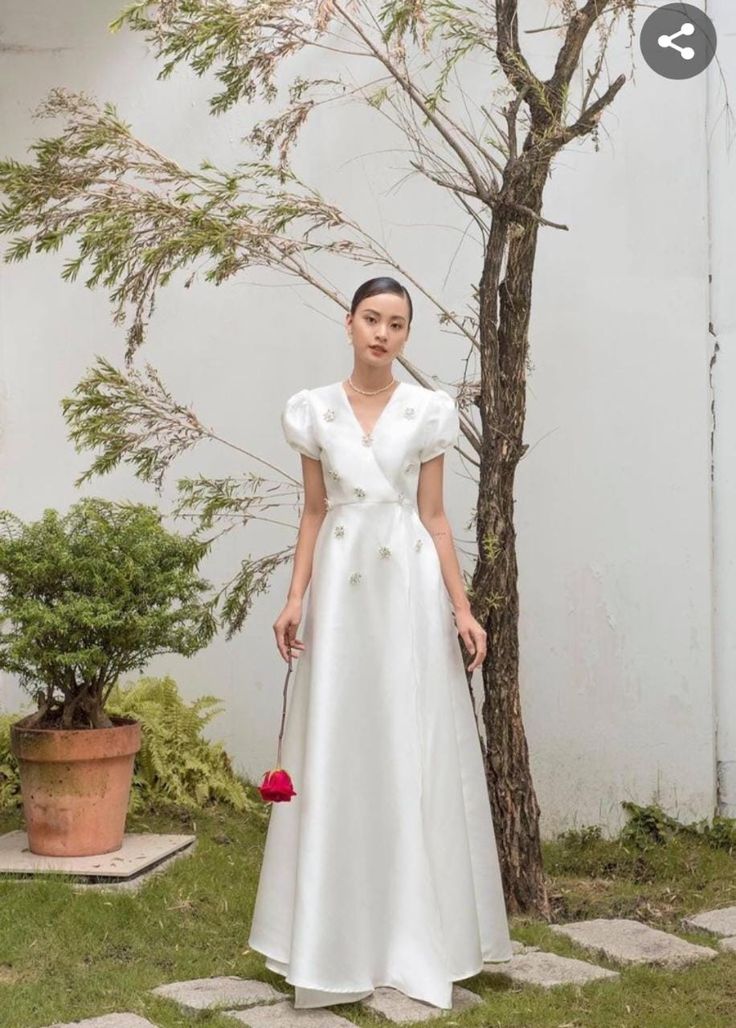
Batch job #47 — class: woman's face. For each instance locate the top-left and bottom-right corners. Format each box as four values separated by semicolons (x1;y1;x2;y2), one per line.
346;293;410;366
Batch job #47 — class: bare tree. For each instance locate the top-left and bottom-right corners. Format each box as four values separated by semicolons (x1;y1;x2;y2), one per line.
0;0;637;915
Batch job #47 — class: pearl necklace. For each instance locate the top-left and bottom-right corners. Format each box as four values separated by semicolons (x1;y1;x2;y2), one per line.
346;374;397;396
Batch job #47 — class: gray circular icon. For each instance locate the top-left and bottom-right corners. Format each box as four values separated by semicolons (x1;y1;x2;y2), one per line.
640;2;717;79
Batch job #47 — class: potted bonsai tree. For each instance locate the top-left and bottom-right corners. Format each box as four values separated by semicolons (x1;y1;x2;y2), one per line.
0;497;217;857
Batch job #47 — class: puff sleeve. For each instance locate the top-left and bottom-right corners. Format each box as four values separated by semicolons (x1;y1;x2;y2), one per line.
418;389;459;463
281;388;320;460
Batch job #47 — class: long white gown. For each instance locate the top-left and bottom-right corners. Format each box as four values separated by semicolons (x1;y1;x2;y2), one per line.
247;379;513;1010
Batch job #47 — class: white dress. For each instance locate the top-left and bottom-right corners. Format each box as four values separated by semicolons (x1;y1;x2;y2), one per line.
247;380;513;1010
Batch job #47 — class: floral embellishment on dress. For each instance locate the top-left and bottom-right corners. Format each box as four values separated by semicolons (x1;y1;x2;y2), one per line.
378;546;391;559
415;538;423;551
328;469;341;480
397;492;406;505
349;571;362;585
405;462;417;473
324;497;333;511
361;433;373;447
354;486;366;498
403;407;416;419
334;524;345;538
323;408;336;421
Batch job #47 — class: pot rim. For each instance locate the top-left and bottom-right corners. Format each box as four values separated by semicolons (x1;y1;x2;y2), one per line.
11;713;140;734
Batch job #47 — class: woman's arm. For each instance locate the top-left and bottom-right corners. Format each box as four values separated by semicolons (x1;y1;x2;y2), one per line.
417;454;486;672
286;454;327;602
417;454;469;613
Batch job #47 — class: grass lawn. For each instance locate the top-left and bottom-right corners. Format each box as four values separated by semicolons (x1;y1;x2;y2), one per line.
1;794;735;1028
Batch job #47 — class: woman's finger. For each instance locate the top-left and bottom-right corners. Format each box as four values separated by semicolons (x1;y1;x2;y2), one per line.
466;627;486;670
274;623;292;662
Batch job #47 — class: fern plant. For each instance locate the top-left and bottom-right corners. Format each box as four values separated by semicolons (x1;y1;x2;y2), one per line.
0;675;268;821
0;711;22;810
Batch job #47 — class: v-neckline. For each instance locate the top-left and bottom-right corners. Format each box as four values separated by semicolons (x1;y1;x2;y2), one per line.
338;380;405;439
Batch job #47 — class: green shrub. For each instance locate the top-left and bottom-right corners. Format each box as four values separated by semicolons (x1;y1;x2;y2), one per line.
0;497;218;730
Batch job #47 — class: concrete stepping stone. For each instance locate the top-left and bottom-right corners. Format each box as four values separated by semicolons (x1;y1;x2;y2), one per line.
550;917;717;968
360;983;482;1022
42;1016;159;1028
222;1005;358;1026
681;906;736;951
150;975;287;1012
682;905;736;937
483;949;619;987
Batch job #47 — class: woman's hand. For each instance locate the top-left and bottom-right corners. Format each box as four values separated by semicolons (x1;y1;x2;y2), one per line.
274;599;307;663
453;607;487;672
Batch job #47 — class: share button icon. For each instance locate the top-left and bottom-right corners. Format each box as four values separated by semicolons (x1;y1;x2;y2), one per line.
640;3;717;79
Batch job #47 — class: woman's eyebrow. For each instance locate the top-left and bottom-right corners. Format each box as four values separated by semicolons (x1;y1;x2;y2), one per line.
363;308;406;322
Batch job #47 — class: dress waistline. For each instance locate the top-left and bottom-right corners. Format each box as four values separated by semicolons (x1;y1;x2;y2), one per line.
328;496;418;513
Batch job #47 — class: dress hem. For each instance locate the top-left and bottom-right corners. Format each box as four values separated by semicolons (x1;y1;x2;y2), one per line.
249;934;514;1008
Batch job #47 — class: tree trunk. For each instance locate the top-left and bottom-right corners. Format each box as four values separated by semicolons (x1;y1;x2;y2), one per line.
474;155;552;917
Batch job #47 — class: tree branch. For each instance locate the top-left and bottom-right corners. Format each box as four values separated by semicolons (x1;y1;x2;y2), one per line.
545;0;616;111
333;0;495;202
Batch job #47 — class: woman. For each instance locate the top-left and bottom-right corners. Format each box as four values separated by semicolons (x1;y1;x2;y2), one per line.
248;276;513;1010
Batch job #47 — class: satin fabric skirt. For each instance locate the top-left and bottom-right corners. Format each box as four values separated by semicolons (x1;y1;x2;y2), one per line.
248;500;513;1009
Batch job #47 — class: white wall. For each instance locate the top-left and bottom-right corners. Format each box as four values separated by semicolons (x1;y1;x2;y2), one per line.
516;3;717;835
0;1;722;836
709;0;736;818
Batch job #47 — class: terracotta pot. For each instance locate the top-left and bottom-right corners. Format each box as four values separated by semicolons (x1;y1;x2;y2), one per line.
10;714;142;857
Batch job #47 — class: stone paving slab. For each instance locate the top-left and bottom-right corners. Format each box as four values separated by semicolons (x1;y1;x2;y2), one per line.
718;937;736;953
681;905;736;937
0;830;195;883
361;983;482;1022
150;975;287;1011
550;917;717;968
222;1005;357;1027
484;949;619;987
42;1016;159;1028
